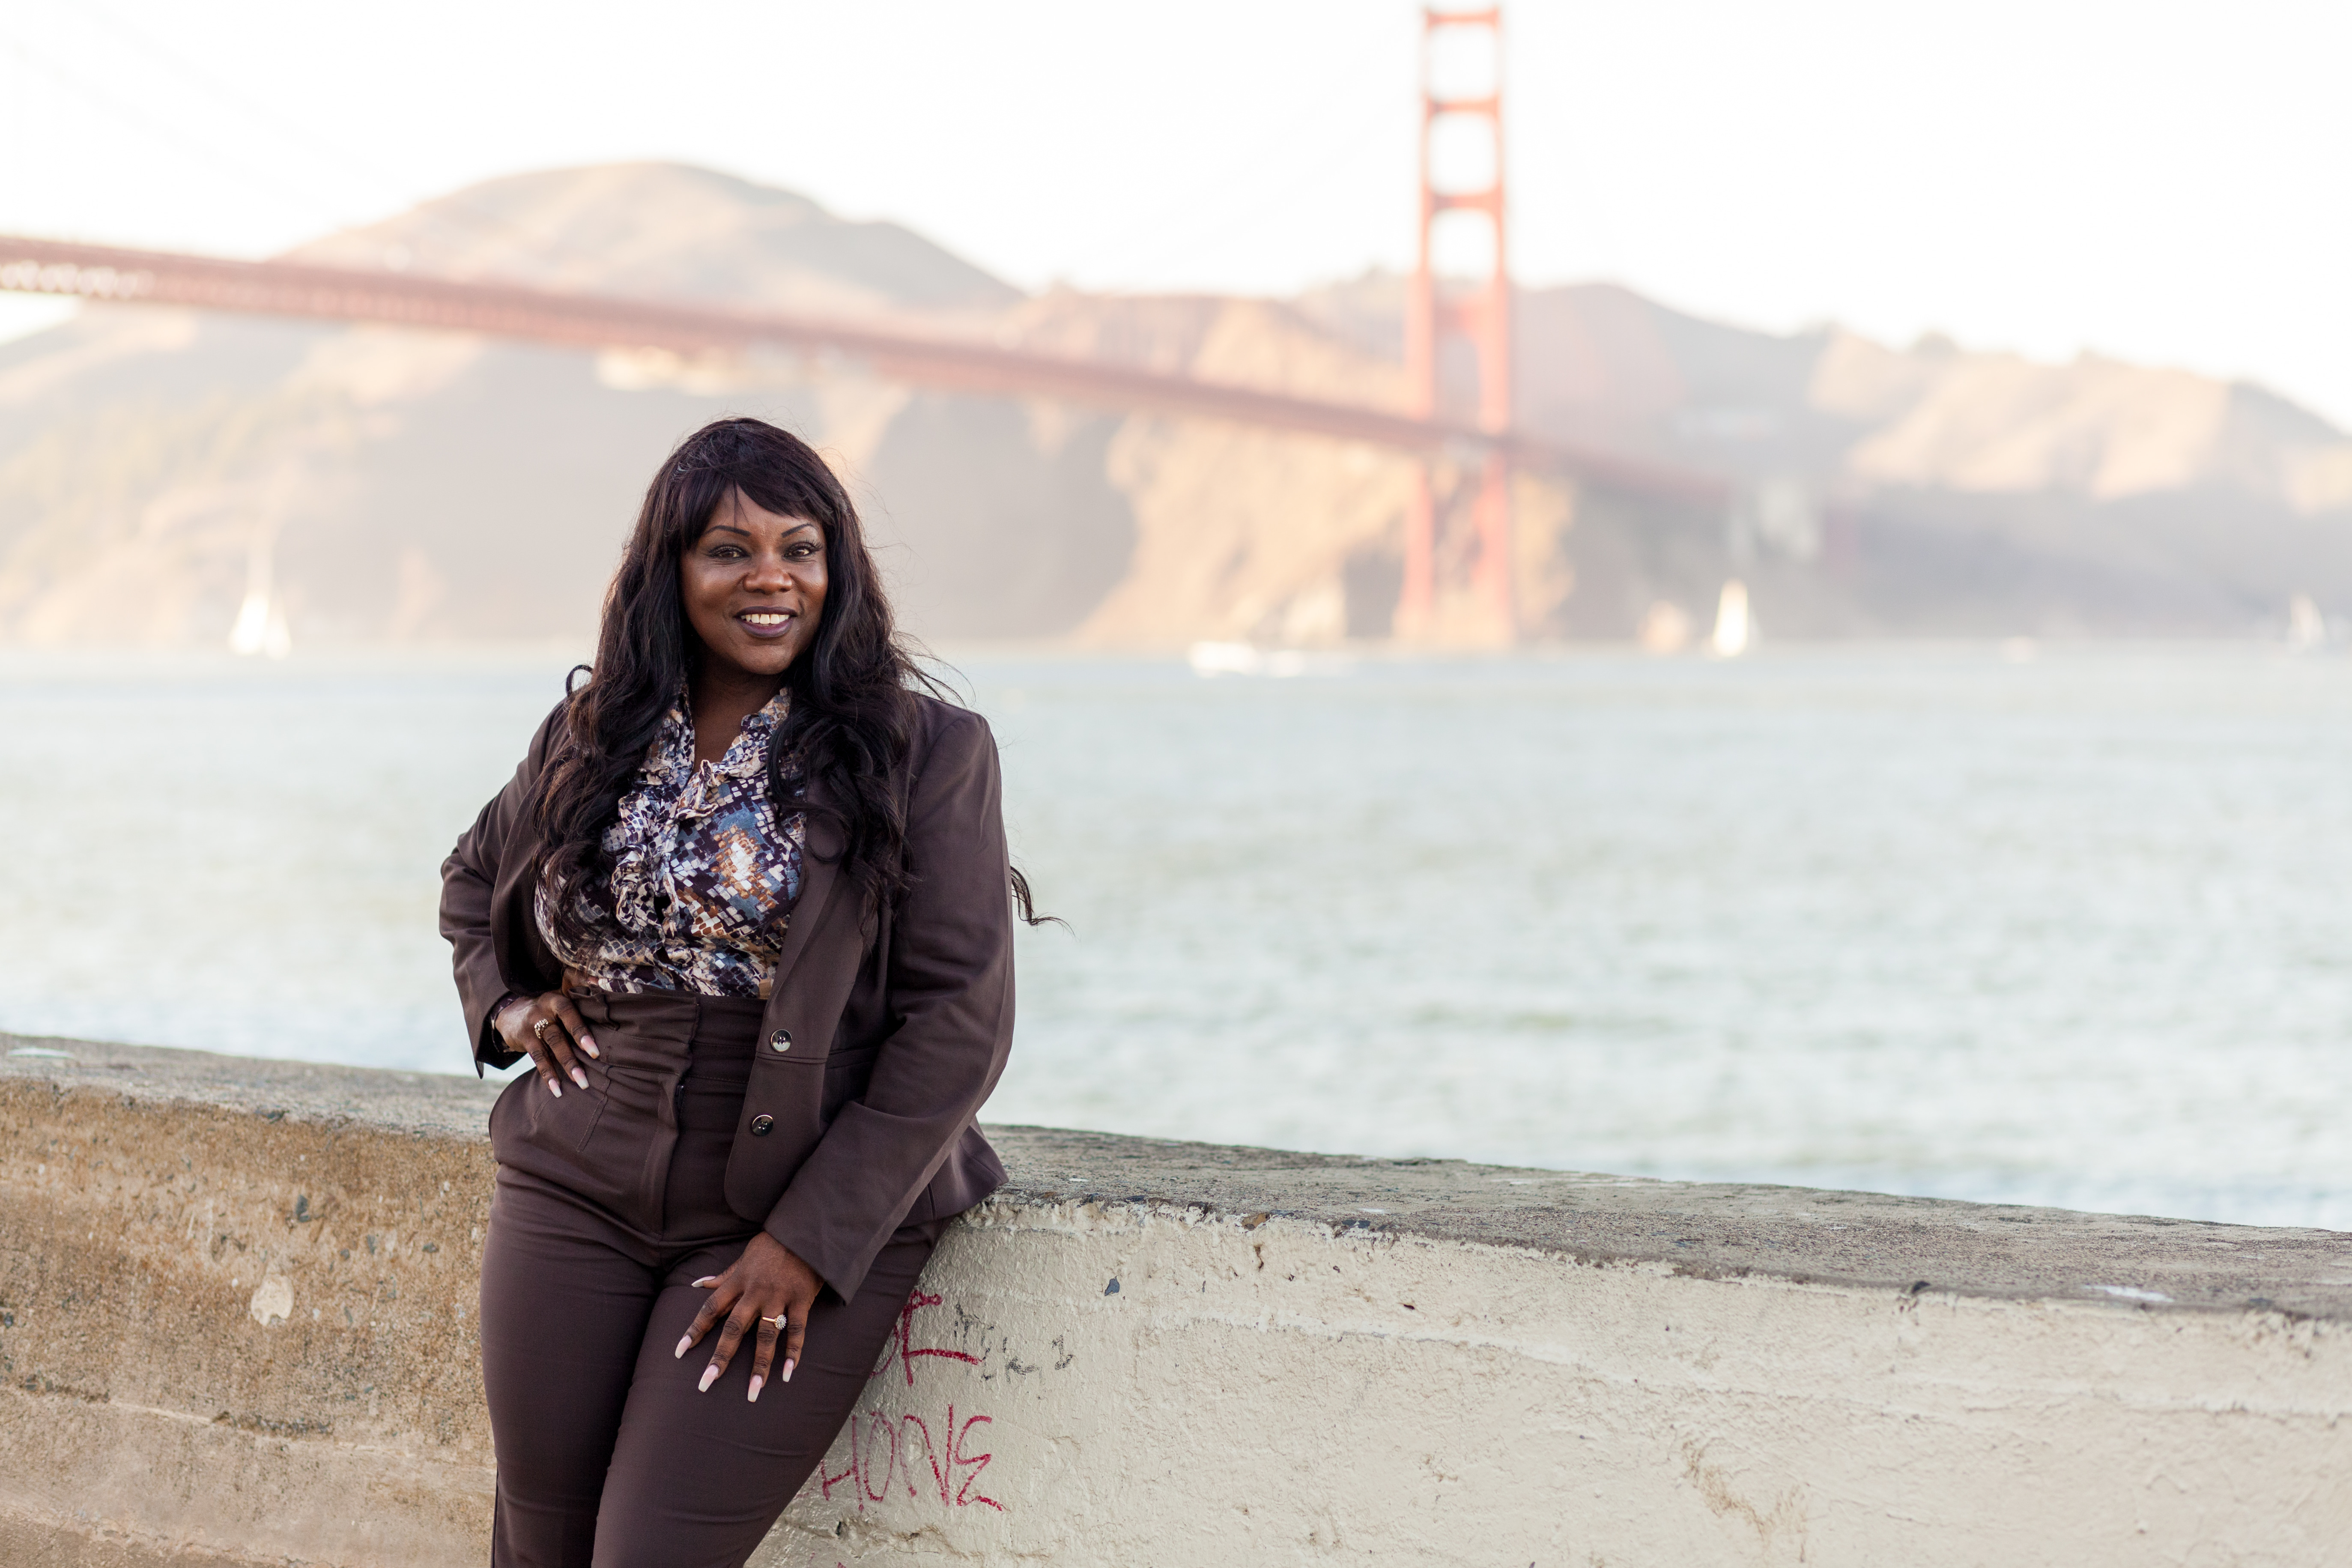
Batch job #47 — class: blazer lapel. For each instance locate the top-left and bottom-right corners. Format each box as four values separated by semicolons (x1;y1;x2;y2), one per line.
768;770;848;998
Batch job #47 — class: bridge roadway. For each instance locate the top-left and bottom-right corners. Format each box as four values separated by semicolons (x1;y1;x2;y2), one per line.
0;234;1721;503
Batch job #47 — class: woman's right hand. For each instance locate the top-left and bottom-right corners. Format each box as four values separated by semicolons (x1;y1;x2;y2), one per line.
495;990;599;1096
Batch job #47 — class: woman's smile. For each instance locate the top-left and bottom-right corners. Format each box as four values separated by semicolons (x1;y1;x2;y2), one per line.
735;608;797;637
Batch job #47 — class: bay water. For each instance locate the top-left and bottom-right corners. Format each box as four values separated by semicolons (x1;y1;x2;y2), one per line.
6;644;2348;1228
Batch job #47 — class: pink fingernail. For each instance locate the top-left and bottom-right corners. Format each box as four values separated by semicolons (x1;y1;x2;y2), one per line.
570;1066;589;1090
581;1036;600;1058
746;1375;763;1403
698;1364;720;1393
673;1334;692;1360
780;1358;794;1384
546;1079;562;1098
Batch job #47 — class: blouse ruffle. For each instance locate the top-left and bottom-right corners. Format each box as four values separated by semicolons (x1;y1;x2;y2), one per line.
537;687;806;999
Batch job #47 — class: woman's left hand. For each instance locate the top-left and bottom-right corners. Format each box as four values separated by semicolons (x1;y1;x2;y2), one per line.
675;1232;823;1402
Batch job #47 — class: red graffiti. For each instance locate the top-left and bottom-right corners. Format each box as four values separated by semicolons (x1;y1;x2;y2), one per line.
821;1444;855;1502
821;1403;1002;1513
818;1289;1003;1514
872;1287;982;1387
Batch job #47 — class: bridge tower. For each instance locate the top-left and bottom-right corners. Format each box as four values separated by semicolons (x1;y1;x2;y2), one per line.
1399;5;1513;642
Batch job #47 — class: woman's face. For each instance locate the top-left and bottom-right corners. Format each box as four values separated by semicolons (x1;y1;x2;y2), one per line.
680;488;829;684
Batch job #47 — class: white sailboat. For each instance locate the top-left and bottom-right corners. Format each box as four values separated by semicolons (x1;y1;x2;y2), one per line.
1709;579;1752;658
2287;593;2325;651
228;533;292;659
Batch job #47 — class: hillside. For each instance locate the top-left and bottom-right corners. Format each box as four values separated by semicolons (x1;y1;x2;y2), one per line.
286;161;1019;319
3;161;2349;649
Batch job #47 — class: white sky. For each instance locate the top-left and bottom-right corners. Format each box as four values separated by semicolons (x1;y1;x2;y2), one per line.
4;0;2348;422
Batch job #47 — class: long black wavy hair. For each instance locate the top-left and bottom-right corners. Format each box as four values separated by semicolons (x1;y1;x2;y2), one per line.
531;417;1043;947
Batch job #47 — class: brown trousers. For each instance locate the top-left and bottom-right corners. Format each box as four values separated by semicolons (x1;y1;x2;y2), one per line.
479;991;944;1568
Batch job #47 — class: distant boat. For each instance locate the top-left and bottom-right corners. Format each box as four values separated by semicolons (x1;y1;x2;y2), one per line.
228;534;292;658
228;588;292;659
2288;593;2326;651
1187;642;1350;678
1710;580;1752;658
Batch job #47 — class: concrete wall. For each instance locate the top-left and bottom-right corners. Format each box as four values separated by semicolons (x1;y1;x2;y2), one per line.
5;1034;2350;1567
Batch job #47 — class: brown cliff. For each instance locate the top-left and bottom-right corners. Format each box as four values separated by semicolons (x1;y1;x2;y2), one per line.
2;161;2348;649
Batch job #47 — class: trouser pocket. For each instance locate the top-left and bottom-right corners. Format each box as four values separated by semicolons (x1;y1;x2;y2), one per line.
491;1064;610;1156
488;1069;633;1216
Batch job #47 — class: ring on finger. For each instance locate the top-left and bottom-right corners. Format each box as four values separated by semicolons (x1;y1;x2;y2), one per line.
533;1018;550;1039
765;1314;788;1329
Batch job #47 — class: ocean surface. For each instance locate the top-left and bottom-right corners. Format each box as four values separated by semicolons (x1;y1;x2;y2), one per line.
6;644;2350;1229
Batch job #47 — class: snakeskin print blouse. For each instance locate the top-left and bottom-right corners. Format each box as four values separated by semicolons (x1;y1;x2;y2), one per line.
536;688;806;998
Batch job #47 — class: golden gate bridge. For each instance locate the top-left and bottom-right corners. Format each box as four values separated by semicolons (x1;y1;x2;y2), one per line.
0;7;1724;641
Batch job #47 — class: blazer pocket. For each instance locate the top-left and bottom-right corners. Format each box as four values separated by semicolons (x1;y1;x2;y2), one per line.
818;1044;881;1121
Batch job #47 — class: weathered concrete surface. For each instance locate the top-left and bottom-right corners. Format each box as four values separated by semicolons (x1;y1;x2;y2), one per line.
6;1032;2351;1565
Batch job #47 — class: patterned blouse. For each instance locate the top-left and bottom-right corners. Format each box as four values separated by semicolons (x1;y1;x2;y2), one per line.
536;687;806;998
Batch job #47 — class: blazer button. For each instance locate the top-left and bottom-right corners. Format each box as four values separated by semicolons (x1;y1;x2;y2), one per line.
749;1114;774;1136
769;1030;791;1052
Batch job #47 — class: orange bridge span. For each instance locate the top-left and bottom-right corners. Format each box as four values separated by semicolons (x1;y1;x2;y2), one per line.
0;235;1719;504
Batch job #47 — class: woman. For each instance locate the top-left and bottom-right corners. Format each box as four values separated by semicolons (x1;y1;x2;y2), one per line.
440;417;1030;1567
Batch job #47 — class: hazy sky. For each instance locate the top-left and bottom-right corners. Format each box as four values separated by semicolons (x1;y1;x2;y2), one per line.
5;0;2349;421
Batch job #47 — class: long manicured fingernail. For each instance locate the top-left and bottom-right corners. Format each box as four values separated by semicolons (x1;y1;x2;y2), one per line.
690;1277;717;1288
746;1375;763;1403
579;1034;599;1058
673;1334;692;1359
546;1079;562;1098
570;1066;589;1090
698;1364;720;1393
780;1358;794;1384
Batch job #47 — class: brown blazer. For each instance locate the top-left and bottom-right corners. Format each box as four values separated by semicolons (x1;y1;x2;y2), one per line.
439;691;1013;1302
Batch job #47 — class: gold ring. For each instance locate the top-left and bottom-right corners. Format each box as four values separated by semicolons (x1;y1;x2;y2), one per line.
533;1018;550;1038
766;1314;788;1329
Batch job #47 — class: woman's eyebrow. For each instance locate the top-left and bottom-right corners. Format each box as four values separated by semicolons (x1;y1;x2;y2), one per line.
703;519;817;541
